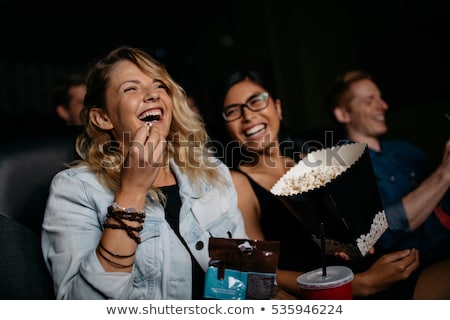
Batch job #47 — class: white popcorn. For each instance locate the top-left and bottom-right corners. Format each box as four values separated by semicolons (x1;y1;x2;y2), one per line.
276;164;348;195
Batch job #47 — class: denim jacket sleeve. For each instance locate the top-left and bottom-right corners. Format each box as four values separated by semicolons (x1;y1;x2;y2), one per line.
41;168;134;299
377;200;411;249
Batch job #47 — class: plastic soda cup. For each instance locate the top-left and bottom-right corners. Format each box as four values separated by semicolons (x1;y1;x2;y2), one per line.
297;265;354;299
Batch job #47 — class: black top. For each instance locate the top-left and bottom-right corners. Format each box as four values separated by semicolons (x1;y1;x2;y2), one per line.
160;184;205;299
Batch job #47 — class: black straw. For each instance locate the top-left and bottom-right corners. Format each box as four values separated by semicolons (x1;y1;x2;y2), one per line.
320;222;327;277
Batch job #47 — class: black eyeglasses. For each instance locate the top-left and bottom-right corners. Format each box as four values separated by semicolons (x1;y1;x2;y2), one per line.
222;92;270;122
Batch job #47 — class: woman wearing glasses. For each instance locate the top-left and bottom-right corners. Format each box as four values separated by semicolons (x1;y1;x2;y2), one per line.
216;70;446;299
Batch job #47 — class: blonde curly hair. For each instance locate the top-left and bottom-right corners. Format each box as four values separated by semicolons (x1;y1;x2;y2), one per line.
74;46;226;202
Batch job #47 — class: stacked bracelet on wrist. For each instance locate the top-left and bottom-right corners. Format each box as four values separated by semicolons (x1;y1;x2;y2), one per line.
102;202;146;244
109;202;146;217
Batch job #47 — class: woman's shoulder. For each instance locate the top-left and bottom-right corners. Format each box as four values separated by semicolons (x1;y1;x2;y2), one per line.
229;168;265;198
228;168;252;188
229;168;248;181
54;164;93;179
51;165;105;190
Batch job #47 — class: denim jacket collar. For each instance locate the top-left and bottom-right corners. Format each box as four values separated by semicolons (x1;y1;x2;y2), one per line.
169;158;212;199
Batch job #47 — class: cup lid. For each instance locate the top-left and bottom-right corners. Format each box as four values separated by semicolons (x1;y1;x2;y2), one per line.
297;265;354;290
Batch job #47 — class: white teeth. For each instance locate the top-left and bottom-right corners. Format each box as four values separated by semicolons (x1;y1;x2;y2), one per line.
374;115;385;121
245;124;265;136
139;109;162;120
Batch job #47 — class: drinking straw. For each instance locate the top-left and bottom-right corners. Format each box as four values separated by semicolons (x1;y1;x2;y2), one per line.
320;222;327;277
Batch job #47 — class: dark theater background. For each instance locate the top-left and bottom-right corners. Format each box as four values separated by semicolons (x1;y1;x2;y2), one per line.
1;0;449;164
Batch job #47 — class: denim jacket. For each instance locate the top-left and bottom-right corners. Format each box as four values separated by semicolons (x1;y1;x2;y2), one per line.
369;140;450;265
41;158;247;299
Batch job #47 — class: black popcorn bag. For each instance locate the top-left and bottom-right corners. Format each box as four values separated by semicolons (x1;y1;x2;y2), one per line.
203;238;280;300
271;142;387;258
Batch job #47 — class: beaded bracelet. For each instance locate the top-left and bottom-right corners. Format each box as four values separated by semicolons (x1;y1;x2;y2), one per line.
104;202;146;243
110;202;145;215
103;222;143;244
107;209;146;223
108;203;145;222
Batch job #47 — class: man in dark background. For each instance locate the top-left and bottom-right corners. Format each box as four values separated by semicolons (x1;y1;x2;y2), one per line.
0;0;448;163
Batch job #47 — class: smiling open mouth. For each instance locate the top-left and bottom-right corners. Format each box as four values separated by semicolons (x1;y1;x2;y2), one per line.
139;109;162;122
